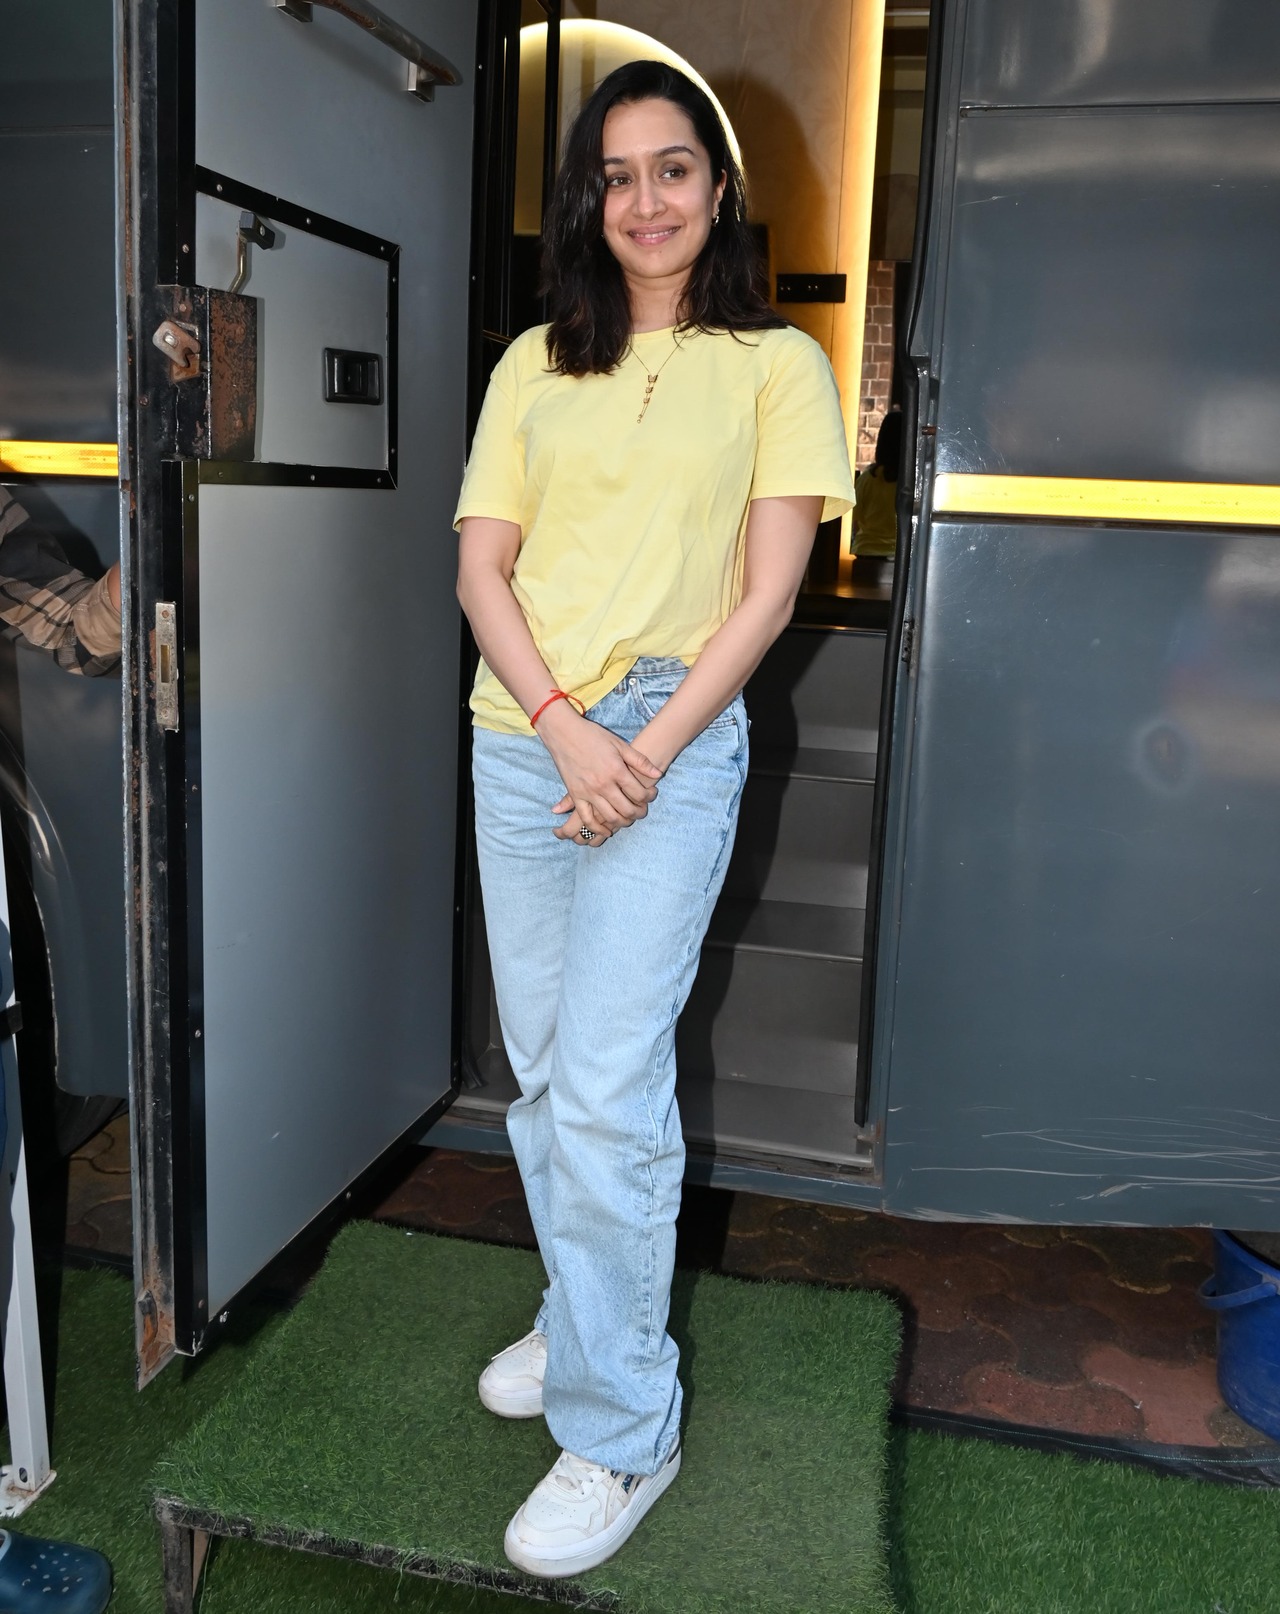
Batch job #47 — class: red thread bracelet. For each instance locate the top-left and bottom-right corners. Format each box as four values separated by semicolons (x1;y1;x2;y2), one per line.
529;689;584;728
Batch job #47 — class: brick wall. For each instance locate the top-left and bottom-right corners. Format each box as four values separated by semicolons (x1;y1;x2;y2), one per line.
856;261;896;469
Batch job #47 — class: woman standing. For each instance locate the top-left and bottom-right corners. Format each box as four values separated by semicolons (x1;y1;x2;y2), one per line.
852;408;903;557
455;60;853;1578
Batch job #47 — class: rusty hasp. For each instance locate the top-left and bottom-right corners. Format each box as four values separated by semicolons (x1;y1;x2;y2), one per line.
156;285;258;460
151;319;201;381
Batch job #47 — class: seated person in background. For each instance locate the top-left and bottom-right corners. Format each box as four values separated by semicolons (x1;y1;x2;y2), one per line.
851;409;903;559
0;488;120;674
0;485;115;1614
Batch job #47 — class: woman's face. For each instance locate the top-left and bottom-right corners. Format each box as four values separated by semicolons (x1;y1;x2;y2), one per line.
600;97;726;298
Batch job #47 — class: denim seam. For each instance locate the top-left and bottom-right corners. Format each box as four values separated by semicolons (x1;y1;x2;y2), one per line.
638;727;748;1383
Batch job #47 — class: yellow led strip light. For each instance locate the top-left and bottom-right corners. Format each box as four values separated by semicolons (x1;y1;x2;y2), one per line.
0;441;119;478
934;473;1280;529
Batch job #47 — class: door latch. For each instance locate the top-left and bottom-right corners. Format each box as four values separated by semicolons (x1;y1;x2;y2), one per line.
155;602;179;732
151;320;201;381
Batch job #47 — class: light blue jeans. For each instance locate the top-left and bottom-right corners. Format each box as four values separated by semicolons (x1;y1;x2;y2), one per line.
472;657;748;1475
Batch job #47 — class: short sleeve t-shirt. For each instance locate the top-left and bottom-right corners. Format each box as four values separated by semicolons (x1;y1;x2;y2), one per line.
454;320;855;733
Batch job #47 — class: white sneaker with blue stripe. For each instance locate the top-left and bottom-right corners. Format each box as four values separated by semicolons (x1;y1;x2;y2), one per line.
503;1439;682;1578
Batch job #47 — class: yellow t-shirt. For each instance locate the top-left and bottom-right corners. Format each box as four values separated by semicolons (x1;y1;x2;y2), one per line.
853;464;899;556
454;320;855;733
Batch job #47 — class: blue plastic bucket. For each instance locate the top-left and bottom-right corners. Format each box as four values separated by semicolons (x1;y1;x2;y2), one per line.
1200;1230;1280;1440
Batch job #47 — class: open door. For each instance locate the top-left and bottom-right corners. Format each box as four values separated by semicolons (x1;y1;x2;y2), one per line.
871;0;1280;1229
120;0;481;1378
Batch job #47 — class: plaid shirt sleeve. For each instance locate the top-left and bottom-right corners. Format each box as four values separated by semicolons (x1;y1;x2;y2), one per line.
0;489;121;676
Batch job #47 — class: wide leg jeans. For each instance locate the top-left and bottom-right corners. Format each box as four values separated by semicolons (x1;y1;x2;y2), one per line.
472;657;748;1476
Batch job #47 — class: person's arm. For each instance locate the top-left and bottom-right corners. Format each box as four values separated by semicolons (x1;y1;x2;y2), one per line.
629;494;823;771
457;516;662;843
0;491;122;675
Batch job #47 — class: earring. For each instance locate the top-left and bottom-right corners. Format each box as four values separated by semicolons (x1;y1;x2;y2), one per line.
712;209;721;227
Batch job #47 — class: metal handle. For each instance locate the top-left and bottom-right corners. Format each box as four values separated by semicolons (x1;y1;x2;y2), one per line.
273;0;461;101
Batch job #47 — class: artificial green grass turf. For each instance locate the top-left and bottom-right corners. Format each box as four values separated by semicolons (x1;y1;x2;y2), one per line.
16;1261;562;1614
17;1264;279;1613
156;1223;902;1613
885;1425;1280;1614
19;1244;1280;1614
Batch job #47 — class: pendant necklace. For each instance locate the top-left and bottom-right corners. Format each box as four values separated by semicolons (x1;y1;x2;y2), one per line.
629;331;684;424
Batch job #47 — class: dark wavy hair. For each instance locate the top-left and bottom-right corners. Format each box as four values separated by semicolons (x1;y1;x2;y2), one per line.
874;410;903;482
541;59;784;376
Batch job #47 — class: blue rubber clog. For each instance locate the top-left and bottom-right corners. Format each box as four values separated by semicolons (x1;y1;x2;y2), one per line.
0;1530;111;1612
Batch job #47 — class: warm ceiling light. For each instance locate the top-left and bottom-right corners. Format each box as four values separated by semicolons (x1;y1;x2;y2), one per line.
521;20;743;168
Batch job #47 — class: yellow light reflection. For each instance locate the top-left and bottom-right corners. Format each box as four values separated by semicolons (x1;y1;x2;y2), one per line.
0;441;119;478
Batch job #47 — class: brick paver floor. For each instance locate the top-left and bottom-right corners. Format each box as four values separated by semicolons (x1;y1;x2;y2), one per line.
55;1117;1277;1453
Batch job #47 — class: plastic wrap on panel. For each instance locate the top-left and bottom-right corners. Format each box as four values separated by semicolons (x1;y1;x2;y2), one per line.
961;0;1280;108
935;104;1280;483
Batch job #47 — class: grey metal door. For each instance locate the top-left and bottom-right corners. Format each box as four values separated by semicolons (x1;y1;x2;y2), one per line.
870;0;1280;1228
121;0;476;1375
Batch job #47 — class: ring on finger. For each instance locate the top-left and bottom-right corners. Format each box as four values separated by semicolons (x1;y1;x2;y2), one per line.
579;825;598;842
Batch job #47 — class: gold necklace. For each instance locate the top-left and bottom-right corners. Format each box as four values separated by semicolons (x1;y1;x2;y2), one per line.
629;332;684;424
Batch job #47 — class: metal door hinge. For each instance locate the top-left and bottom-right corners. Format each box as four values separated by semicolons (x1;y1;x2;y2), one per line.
900;619;916;669
155;603;179;732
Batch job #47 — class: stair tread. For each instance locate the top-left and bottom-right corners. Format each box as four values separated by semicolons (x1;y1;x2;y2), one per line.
792;593;892;632
704;898;866;962
679;1080;869;1167
751;745;877;783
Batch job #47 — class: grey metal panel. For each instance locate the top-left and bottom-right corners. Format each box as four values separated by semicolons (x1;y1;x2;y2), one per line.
936;104;1280;483
0;5;124;1103
0;0;114;129
194;194;389;469
195;0;464;239
0;1;115;441
0;486;126;1099
883;520;1280;1226
198;484;460;1310
192;0;474;1316
0;129;116;442
962;0;1280;108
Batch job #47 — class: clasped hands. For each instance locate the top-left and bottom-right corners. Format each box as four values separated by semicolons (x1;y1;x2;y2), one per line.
536;701;664;848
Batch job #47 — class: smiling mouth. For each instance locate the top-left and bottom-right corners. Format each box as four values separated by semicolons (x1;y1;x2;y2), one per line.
628;225;680;245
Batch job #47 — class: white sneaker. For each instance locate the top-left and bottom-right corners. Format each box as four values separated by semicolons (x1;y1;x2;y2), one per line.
503;1440;681;1578
478;1329;546;1419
